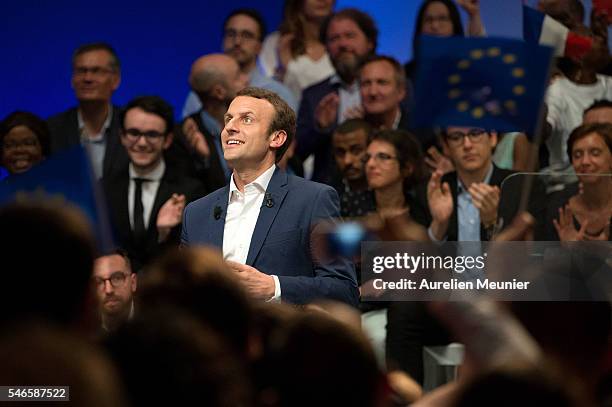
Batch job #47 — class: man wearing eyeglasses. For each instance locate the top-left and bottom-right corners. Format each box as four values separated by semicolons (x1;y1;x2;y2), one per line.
424;127;534;241
93;249;136;333
48;43;128;179
182;9;297;119
102;96;206;272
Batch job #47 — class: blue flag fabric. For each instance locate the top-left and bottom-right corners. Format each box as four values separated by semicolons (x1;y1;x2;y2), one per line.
412;36;554;135
0;145;114;252
523;5;545;44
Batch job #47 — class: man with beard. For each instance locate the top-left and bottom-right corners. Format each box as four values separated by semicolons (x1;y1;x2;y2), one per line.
181;54;249;191
296;8;377;183
182;9;297;118
93;249;136;333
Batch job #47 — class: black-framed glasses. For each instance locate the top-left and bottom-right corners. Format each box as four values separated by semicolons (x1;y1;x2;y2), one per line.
123;128;165;143
362;152;398;164
93;272;129;288
224;29;258;42
446;128;487;146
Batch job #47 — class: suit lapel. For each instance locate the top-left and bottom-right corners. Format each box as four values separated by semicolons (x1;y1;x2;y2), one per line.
246;168;289;266
106;172;131;244
210;186;230;248
149;167;174;232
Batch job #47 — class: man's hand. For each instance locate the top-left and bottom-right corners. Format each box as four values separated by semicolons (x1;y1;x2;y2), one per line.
427;170;453;240
468;183;500;227
182;117;211;158
343;104;364;121
226;260;276;300
157;193;186;242
425;146;454;175
315;92;339;129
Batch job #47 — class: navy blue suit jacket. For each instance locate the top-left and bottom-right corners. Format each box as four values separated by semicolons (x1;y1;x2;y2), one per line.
181;167;359;306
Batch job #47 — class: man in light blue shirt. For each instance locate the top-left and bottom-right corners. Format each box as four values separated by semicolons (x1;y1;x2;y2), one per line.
182;9;297;118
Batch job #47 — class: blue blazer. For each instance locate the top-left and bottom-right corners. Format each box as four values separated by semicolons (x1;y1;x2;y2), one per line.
181;167;359;306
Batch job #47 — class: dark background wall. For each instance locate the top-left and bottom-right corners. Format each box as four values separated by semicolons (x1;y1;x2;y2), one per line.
1;0;596;119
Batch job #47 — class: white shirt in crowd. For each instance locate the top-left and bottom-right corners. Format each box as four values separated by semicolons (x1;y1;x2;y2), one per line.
259;31;335;102
223;164;281;300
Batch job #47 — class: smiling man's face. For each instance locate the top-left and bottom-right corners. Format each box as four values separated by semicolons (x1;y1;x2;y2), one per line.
221;95;283;170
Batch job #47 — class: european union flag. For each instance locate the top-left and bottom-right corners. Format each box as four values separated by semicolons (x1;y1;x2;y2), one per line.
412;36;554;135
0;145;114;252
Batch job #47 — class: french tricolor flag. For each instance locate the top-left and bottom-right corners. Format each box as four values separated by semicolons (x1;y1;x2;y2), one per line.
523;5;593;60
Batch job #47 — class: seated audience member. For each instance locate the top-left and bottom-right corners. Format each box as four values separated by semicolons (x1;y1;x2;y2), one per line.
104;308;250;407
181;54;249;191
362;129;428;224
359;55;410;131
48;43;128;179
138;247;253;359
583;98;612;124
0;111;50;175
421;127;544;242
297;8;377;183
359;130;430;370
0;323;128;407
183;9;297;118
545;122;612;241
544;25;612;173
330;118;372;217
102;96;206;272
93;249;137;334
387;127;544;384
405;0;485;82
0;202;96;327
359;55;439;156
259;0;335;100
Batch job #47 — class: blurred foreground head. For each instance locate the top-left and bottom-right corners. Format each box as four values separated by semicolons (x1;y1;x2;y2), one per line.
105;307;250;407
0;321;127;407
139;246;253;357
0;202;96;326
259;311;387;407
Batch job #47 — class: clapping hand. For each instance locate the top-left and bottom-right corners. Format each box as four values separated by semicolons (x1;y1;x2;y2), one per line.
157;193;186;242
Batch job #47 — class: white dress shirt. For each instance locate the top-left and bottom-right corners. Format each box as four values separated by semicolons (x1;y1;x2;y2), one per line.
128;159;165;230
223;164;281;300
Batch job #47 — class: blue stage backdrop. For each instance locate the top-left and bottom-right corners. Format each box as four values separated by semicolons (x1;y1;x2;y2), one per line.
1;1;596;120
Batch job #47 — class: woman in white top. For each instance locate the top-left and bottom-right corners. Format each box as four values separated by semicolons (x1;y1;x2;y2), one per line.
259;0;335;101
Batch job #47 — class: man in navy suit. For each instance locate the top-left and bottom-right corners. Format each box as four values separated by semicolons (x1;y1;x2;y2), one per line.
181;87;358;306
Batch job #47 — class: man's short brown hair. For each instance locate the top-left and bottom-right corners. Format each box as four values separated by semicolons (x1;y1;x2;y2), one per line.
236;87;296;162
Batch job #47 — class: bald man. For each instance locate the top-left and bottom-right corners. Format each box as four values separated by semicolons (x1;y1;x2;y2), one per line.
180;53;249;191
